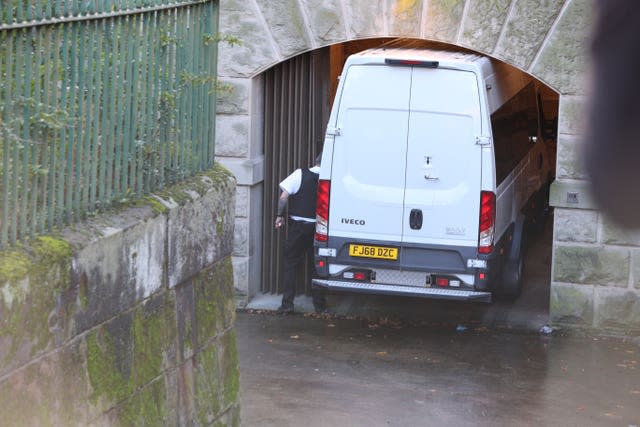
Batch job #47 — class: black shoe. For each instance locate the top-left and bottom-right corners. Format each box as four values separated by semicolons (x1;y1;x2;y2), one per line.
277;304;294;314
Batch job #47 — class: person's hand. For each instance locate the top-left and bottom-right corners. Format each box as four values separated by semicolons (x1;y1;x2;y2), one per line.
274;216;285;229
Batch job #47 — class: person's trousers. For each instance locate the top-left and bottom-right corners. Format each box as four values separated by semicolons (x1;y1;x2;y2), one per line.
281;219;325;308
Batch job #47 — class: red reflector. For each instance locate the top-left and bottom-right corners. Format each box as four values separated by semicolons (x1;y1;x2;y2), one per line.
479;273;486;280
317;260;325;267
436;278;448;287
354;272;366;280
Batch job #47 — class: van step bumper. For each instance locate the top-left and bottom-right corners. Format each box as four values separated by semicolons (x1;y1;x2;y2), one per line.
312;279;491;302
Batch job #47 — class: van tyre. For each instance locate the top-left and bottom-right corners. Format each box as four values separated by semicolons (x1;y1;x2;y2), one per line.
499;255;524;299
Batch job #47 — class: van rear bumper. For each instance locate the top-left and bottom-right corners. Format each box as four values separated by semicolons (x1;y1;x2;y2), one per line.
312;279;492;302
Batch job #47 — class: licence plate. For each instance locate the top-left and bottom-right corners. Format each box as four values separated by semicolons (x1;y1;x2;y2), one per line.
349;244;398;260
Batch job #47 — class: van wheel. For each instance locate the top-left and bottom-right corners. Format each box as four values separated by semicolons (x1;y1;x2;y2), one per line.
498;255;524;299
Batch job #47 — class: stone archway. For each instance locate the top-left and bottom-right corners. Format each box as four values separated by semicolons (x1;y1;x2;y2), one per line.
216;1;640;332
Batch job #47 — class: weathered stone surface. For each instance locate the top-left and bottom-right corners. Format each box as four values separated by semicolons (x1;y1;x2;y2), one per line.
0;237;73;375
117;378;168;426
232;256;249;297
219;329;240;409
255;0;312;58
343;0;387;38
176;280;197;362
553;245;629;286
165;168;236;289
218;0;280;77
550;283;594;326
558;95;587;136
388;0;424;37
603;220;640;247
0;340;89;427
68;209;166;335
595;288;640;331
233;216;249;257
300;0;346;45
556;134;587;180
494;0;564;70
554;208;598;243
195;258;235;348
235;185;249;218
531;0;592;95
217;78;251;115
215;115;250;158
460;0;511;54
194;343;222;425
423;0;465;42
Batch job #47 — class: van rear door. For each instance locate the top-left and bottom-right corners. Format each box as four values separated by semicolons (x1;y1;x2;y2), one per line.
329;65;411;243
402;68;483;258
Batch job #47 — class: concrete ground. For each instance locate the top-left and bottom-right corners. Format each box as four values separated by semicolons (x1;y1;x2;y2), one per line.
237;213;640;426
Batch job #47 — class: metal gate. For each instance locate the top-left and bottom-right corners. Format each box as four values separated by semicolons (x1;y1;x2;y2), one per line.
261;48;329;295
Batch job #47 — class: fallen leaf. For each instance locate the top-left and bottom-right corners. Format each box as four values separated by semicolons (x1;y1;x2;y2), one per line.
267;339;273;344
576;406;585;412
327;323;335;328
376;351;387;356
290;335;299;339
630;390;640;395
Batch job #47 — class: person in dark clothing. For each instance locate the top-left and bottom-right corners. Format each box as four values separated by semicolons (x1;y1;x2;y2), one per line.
274;154;326;313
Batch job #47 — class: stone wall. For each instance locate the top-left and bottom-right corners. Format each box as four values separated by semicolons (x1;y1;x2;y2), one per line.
0;163;241;426
217;0;640;333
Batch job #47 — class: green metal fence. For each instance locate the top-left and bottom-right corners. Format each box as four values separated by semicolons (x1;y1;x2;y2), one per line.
0;0;219;248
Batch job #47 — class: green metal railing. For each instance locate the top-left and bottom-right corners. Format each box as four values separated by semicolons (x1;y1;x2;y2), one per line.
0;0;219;248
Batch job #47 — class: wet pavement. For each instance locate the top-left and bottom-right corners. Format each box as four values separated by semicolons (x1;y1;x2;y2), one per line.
236;311;640;427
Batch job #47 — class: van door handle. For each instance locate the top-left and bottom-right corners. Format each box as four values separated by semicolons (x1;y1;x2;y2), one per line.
409;209;423;230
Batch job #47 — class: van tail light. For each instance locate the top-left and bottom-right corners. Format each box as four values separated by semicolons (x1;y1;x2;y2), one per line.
478;191;496;254
315;180;330;242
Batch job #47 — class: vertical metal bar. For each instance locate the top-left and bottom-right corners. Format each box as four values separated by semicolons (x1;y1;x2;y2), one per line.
56;23;70;227
42;26;56;233
122;14;136;196
29;26;43;237
129;15;141;196
19;28;32;240
65;23;79;223
114;17;127;199
89;19;102;210
144;11;158;192
10;32;20;244
75;23;89;221
0;30;11;247
98;18;111;208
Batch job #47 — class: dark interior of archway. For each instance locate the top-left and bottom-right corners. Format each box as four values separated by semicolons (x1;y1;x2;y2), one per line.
261;38;559;299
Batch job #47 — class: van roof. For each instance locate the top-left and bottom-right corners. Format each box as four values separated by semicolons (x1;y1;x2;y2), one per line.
346;47;493;76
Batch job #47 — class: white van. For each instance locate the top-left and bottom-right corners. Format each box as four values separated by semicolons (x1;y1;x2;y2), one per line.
312;48;552;302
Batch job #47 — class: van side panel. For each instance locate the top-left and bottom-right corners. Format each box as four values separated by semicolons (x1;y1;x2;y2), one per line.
329;65;412;242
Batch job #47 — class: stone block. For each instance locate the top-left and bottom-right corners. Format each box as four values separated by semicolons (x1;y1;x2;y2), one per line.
603;220;640;247
550;283;594;326
216;78;251;115
530;0;592;95
165;168;236;289
115;378;168;427
235;185;249;218
553;208;597;243
388;0;424;37
459;0;511;54
300;0;347;45
556;134;587;180
215;115;250;158
194;343;222;425
255;0;312;58
0;236;73;375
0;339;90;427
595;288;640;331
175;280;197;362
423;0;465;42
218;0;280;77
232;256;250;296
68;208;166;335
343;0;386;38
233;217;249;257
194;258;235;348
553;245;629;286
558;96;587;136
494;0;564;69
219;329;240;409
